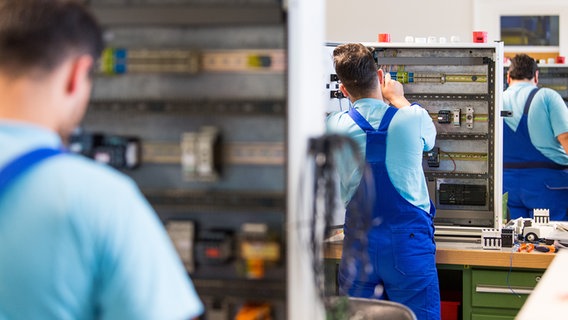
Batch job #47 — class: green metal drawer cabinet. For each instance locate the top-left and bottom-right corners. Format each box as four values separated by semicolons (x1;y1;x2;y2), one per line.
465;268;544;320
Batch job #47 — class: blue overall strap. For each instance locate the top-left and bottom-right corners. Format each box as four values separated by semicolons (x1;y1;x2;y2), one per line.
348;106;398;133
523;87;541;115
377;106;398;132
365;106;398;162
348;106;399;162
0;148;63;197
348;107;376;132
504;87;568;170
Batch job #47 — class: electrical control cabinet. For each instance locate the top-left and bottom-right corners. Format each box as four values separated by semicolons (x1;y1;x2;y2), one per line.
83;1;288;318
325;42;504;237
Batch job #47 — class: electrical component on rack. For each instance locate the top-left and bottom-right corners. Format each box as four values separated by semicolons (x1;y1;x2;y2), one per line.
466;107;475;129
426;147;440;167
444;74;487;82
235;302;272;320
195;230;233;265
166;220;195;273
239;223;281;280
437;110;452;124
204;299;229;320
99;48;286;75
481;228;502;250
501;110;513;117
389;71;414;84
181;126;220;182
327;73;345;100
438;183;486;206
99;47;200;75
330;90;345;99
452;108;461;127
69;130;141;169
201;49;285;73
411;72;445;84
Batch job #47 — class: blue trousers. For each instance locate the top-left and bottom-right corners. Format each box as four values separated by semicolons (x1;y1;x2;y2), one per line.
338;227;440;320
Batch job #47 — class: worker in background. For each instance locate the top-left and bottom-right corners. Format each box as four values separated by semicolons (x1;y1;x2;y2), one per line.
503;54;568;221
0;1;203;319
326;43;439;320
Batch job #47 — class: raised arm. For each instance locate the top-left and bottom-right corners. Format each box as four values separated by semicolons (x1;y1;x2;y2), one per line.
381;73;410;109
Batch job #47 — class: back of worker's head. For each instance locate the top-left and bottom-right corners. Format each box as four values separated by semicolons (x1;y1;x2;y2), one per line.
333;43;378;100
0;0;103;78
508;54;538;81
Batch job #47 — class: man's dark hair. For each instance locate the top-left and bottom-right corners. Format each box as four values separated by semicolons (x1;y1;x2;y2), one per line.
0;0;104;78
508;54;538;81
333;43;378;99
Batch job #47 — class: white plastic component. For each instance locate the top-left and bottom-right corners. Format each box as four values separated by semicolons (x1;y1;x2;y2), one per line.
166;220;195;273
126;141;139;168
524;225;555;242
452;108;461;126
181;126;219;181
481;228;502;250
533;209;550;224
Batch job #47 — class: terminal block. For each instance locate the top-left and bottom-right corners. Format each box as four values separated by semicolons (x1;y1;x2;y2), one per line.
69;131;141;169
533;208;550;224
481;228;502;250
426;147;440;167
181;126;220;182
452;108;461;127
437;110;452;124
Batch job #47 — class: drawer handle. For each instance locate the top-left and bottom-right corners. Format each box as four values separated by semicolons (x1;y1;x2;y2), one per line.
475;285;533;295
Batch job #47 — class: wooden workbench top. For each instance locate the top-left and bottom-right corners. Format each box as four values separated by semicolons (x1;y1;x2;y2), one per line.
325;240;555;269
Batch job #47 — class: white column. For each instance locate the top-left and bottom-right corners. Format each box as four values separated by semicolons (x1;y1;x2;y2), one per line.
287;0;326;319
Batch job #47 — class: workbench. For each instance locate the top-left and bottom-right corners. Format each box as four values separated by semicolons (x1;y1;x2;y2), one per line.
324;240;557;320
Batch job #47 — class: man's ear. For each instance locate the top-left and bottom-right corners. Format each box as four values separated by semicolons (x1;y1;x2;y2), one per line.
534;70;539;85
339;83;349;98
65;55;94;96
506;71;511;85
377;69;384;86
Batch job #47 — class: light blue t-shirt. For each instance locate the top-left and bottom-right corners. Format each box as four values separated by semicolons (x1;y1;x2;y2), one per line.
0;122;204;320
326;98;436;212
503;82;568;165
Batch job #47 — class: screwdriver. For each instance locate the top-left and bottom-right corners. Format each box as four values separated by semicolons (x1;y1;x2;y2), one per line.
534;245;556;253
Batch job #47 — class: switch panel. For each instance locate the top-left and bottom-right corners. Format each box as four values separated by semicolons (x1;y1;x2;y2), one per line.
181;126;220;182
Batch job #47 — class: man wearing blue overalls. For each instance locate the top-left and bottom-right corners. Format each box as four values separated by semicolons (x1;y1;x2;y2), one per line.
0;1;203;319
326;43;439;319
503;54;568;221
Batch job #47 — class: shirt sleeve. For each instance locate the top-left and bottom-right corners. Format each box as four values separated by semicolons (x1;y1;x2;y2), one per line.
545;89;568;138
94;177;204;320
418;105;437;151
